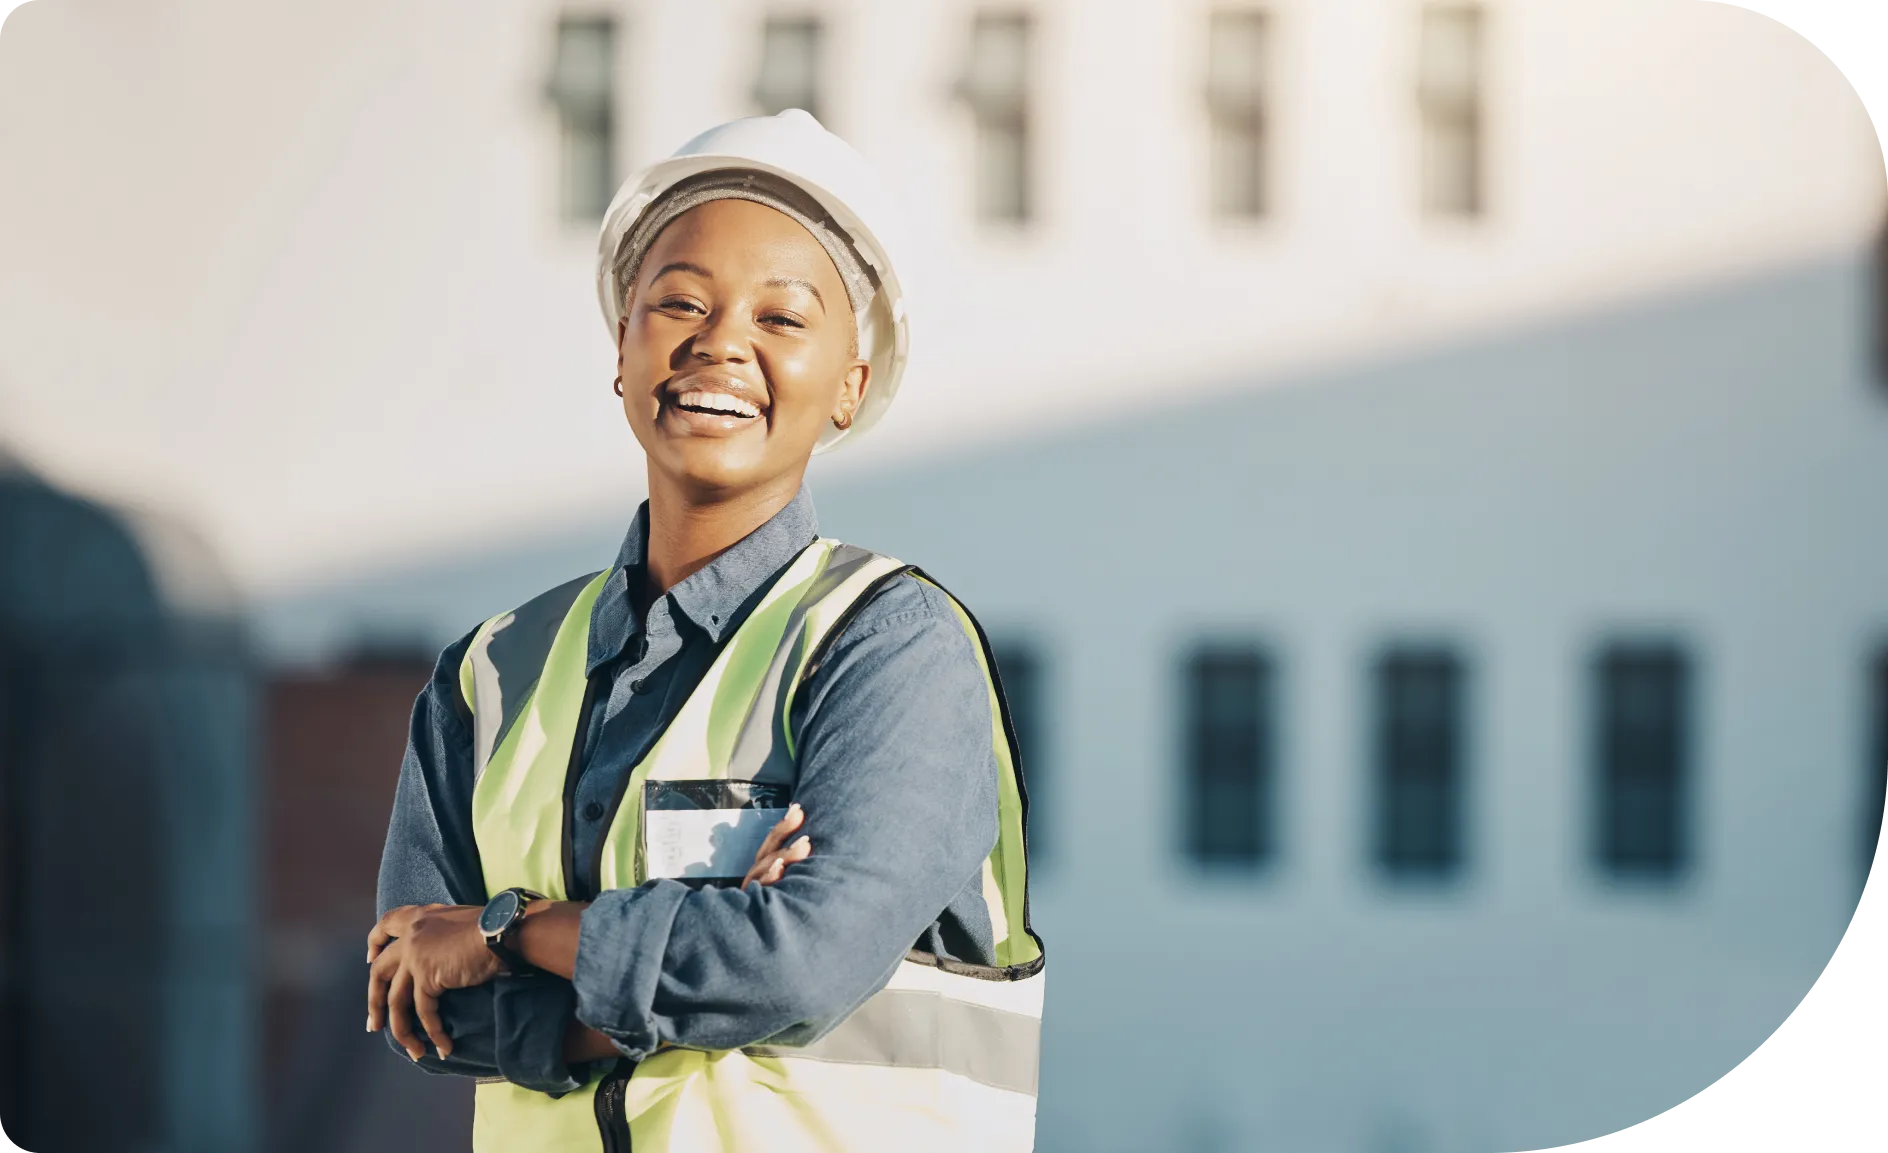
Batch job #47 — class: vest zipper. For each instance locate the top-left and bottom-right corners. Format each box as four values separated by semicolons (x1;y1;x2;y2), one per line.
594;1062;632;1152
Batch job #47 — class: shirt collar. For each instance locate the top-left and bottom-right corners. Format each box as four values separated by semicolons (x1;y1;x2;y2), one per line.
587;485;820;673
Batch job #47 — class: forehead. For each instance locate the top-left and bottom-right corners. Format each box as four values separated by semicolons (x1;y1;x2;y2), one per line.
643;199;843;291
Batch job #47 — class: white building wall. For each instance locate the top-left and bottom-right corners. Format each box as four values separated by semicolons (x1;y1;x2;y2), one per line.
0;0;1879;595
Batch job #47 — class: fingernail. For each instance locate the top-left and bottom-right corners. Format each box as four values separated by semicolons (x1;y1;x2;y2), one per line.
788;802;801;815
365;1017;373;1032
793;836;810;849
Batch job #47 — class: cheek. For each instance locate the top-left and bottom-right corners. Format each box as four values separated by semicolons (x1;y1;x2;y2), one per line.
616;321;667;434
765;345;846;417
619;317;659;371
623;309;692;372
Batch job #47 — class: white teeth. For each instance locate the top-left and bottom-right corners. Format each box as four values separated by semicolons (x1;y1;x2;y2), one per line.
676;389;760;418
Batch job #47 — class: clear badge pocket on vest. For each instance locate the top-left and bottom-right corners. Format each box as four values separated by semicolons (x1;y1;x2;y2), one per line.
642;780;791;888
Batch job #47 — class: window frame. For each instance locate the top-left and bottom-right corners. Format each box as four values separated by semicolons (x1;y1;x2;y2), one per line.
955;10;1036;226
1415;3;1485;219
1590;639;1693;882
1179;641;1278;870
1204;7;1272;221
753;13;825;122
1370;643;1468;880
987;636;1049;867
544;13;621;227
1864;645;1888;878
1873;213;1888;389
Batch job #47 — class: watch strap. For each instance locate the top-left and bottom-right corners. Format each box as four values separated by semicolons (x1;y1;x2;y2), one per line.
484;888;545;975
488;933;529;977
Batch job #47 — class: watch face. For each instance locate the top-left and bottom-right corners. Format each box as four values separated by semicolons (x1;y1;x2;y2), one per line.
479;889;521;936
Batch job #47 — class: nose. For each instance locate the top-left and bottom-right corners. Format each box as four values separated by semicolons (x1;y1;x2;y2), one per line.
689;307;750;365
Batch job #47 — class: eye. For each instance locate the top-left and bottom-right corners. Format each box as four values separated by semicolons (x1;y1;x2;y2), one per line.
761;311;806;330
655;297;705;316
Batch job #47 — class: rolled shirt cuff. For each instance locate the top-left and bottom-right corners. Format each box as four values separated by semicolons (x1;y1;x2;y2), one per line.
492;972;586;1096
389;984;497;1077
571;880;689;1060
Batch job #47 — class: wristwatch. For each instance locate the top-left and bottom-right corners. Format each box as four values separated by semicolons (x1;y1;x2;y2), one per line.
478;887;545;975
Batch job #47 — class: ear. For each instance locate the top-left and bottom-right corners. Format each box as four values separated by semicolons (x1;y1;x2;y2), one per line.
834;359;872;424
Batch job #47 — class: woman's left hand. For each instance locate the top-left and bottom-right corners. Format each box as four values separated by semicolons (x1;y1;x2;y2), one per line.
366;903;498;1061
743;802;812;887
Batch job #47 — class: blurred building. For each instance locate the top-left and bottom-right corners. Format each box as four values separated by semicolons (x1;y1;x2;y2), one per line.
0;463;255;1153
1;1;1885;1151
261;654;475;1153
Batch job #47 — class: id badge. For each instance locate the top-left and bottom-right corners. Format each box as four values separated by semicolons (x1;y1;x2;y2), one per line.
642;780;792;887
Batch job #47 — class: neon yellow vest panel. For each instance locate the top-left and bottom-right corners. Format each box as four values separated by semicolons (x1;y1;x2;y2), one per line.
459;539;1045;1153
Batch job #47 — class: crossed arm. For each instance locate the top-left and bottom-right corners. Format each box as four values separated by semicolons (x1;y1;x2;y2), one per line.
368;577;1001;1088
366;807;813;1064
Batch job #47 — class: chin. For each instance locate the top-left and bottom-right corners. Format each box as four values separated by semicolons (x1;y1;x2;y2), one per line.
660;443;781;499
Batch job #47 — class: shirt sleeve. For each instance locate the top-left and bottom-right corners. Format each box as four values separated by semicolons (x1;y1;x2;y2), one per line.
374;629;588;1094
570;575;1000;1057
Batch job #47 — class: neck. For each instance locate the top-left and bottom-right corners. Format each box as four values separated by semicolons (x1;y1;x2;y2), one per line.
642;469;804;598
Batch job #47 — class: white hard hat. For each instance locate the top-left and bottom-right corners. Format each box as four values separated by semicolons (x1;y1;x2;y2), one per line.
596;109;910;453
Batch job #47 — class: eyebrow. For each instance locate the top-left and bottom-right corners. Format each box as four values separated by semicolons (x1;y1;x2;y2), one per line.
762;276;826;312
649;261;713;283
649;263;826;313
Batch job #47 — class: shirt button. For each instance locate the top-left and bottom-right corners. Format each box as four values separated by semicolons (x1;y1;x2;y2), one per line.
629;677;648;694
582;801;606;822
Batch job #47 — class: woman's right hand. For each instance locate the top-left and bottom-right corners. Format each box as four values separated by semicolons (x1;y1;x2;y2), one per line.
743;802;811;887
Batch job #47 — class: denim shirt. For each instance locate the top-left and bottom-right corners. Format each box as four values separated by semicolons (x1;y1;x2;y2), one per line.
374;486;1000;1093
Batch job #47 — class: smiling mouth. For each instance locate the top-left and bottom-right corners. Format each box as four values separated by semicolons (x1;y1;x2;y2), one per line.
670;389;762;419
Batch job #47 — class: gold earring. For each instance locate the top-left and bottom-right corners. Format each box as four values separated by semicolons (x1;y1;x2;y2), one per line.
832;409;853;431
613;375;623;397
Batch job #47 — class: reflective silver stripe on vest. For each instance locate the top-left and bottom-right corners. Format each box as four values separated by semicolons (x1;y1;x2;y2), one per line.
466;571;602;780
746;989;1041;1096
724;543;886;783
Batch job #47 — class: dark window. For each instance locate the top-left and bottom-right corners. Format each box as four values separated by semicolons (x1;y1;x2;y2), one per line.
956;12;1034;223
1205;9;1271;220
1865;648;1888;876
1593;642;1691;878
546;15;618;224
1373;647;1465;877
1183;646;1274;866
1874;214;1888;388
754;16;823;121
989;640;1046;862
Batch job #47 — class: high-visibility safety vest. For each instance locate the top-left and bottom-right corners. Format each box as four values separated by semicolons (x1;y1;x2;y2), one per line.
458;538;1045;1153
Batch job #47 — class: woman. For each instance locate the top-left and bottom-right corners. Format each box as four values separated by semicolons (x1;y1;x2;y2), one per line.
367;110;1044;1153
